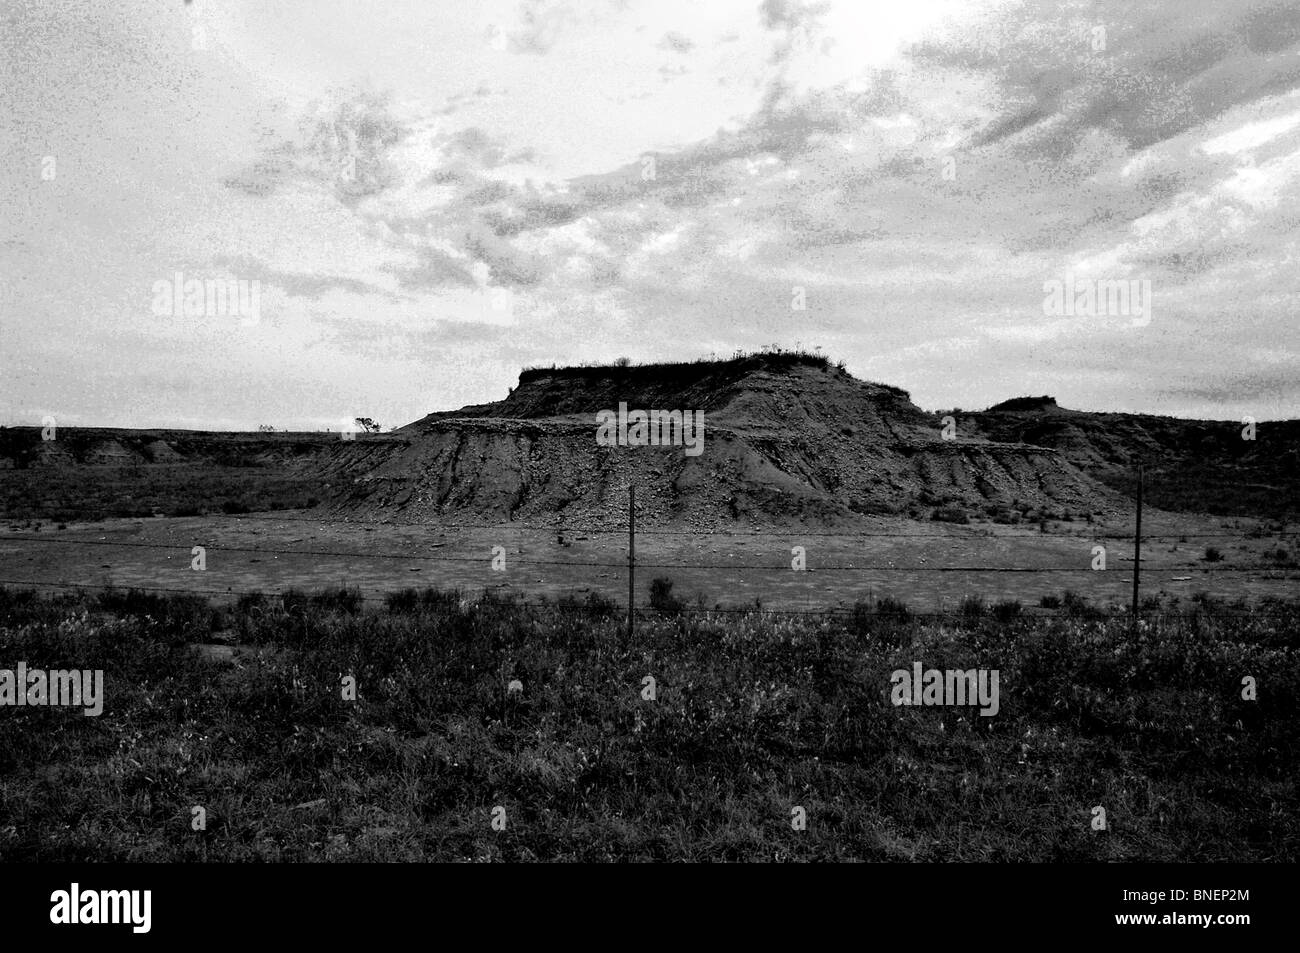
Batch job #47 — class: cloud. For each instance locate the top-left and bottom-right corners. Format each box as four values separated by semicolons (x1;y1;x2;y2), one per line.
212;256;397;300
504;0;580;55
172;0;1300;418
759;0;831;32
223;90;411;201
658;30;695;53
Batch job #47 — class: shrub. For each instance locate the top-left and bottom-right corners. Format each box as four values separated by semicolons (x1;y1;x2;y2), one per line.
583;591;620;617
992;599;1022;622
236;591;268;613
932;505;969;525
851;498;901;516
311;586;364;614
554;590;621;618
849;596;912;646
385;588;421;613
648;577;683;612
280;588;310;615
1204;546;1224;562
95;588;214;640
875;596;911;619
959;595;986;621
1061;589;1104;620
1269;547;1297;567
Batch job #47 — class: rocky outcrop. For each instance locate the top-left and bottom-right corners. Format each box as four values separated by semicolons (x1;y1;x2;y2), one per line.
321;356;1125;527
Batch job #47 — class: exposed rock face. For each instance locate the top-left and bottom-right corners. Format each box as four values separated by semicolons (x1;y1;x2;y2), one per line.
6;355;1291;526
961;399;1300;521
317;357;1124;527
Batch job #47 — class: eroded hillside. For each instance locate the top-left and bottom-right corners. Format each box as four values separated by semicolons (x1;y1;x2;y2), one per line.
4;354;1293;527
323;355;1124;528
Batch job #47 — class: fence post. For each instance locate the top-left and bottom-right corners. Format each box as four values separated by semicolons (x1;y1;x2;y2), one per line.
628;484;635;640
1131;463;1143;628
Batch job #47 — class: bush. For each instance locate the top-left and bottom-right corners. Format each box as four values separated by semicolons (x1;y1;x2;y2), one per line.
383;587;462;614
875;596;911;619
850;498;901;516
959;595;986;621
649;577;684;613
992;599;1022;622
279;588;309;615
95;588;214;640
235;591;268;614
985;504;1017;524
554;590;621;618
582;591;620;617
1204;546;1224;562
311;586;364;614
849;596;913;647
1039;594;1061;609
385;588;421;613
932;505;969;524
1061;589;1105;620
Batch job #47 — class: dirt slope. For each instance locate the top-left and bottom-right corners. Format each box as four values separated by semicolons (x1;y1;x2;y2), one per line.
322;356;1123;528
960;398;1300;521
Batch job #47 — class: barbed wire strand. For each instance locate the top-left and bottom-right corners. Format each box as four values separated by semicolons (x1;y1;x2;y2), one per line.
1;533;1296;573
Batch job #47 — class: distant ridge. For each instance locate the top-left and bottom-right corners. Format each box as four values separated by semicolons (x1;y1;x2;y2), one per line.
3;353;1295;525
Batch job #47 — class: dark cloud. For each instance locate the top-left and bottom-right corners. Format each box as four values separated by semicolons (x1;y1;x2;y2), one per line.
381;248;478;292
1162;374;1293;405
211;256;397;300
907;0;1300;159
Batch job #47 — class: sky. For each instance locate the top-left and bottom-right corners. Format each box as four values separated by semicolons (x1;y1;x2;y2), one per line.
2;0;1298;429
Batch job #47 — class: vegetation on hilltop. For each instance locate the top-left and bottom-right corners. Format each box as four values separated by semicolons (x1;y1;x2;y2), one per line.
522;347;854;384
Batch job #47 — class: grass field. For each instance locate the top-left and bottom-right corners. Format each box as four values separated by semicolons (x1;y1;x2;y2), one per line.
1;510;1296;612
0;586;1295;861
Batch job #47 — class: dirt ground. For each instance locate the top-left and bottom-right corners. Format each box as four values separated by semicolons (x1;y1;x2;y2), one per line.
0;508;1294;611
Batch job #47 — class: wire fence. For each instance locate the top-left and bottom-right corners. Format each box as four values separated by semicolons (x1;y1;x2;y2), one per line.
2;528;1298;573
1;510;1296;619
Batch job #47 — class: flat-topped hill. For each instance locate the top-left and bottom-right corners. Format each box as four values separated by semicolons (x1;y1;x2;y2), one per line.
338;354;1116;528
3;353;1294;525
405;352;914;432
